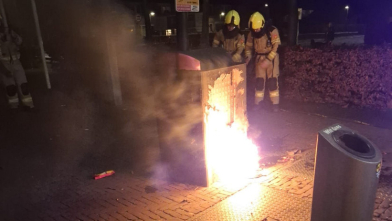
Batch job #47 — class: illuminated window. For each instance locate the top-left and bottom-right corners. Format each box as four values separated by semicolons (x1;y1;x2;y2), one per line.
166;29;172;36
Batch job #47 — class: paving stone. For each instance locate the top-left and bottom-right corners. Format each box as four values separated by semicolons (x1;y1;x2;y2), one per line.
140;210;161;220
150;210;175;220
98;212;114;221
175;208;195;217
86;212;102;221
119;211;139;220
163;209;189;220
180;205;204;214
130;210;153;221
108;212;129;221
6;150;392;221
51;215;70;221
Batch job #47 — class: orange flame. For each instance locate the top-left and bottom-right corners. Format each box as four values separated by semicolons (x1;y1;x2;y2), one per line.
204;71;260;187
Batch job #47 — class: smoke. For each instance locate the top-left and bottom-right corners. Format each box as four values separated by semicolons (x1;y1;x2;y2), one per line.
115;35;203;144
0;1;211;211
95;1;207;179
42;0;217;182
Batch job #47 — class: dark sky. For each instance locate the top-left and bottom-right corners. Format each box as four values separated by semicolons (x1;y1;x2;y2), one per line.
141;0;391;23
210;0;379;12
143;0;391;17
210;0;392;22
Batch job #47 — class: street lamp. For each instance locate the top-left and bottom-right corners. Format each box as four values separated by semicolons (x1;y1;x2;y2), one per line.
345;5;349;17
149;11;155;26
265;4;268;7
220;12;225;20
344;6;349;32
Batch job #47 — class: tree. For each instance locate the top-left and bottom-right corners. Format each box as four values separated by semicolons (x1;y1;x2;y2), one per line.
287;0;298;46
200;0;210;48
142;0;152;41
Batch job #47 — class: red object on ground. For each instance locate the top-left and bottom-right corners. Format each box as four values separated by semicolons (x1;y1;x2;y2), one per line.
94;170;115;180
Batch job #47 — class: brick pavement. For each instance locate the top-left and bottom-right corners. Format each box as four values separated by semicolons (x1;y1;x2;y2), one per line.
254;150;392;221
4;149;392;221
2;103;392;221
1;172;251;221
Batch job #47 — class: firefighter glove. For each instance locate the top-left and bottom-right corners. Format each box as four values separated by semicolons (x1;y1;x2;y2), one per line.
232;53;242;63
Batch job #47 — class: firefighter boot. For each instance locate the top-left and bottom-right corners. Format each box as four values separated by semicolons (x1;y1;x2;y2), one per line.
272;104;279;113
6;85;19;108
19;83;34;108
253;101;268;111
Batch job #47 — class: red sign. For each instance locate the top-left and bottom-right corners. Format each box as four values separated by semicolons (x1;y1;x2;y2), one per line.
176;0;199;12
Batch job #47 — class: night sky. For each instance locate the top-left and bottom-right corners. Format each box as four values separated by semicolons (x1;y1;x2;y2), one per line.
139;0;392;22
210;0;392;18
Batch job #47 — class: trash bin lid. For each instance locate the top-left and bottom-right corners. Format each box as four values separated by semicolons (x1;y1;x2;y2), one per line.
332;130;376;159
178;48;231;71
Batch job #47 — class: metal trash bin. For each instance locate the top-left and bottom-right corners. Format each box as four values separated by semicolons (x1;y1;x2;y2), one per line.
311;124;382;221
157;48;247;187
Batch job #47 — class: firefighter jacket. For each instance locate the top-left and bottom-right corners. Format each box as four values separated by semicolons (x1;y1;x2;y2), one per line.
0;30;22;62
213;29;245;62
245;26;281;61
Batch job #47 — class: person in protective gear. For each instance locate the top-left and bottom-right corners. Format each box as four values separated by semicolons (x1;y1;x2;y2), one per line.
325;22;335;45
0;28;33;109
245;12;281;112
213;10;245;63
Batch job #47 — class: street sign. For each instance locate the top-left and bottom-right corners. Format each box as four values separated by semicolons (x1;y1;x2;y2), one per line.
136;14;141;22
176;0;199;12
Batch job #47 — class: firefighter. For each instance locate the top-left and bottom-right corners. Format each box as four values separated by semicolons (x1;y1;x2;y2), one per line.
245;12;281;112
0;28;33;109
213;10;245;63
325;22;335;45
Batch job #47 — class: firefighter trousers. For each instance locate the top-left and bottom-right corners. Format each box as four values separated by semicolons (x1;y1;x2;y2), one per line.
1;60;28;87
1;60;33;107
254;54;280;105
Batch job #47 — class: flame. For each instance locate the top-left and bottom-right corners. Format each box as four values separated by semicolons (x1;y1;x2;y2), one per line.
204;71;260;187
227;183;262;210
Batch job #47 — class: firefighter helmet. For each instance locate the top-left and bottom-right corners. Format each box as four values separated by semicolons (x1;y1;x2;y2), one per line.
225;10;240;26
248;12;265;30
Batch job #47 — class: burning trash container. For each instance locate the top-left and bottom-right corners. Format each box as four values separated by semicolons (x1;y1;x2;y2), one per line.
311;124;382;221
157;48;248;187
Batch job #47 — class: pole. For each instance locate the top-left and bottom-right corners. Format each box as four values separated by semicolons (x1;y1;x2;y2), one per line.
346;8;349;32
287;0;298;46
200;0;209;48
177;12;188;51
142;0;152;41
0;0;8;29
31;0;51;89
102;0;122;106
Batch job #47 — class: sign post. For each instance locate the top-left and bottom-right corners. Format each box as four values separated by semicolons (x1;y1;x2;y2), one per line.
136;14;141;22
175;0;199;51
175;0;199;13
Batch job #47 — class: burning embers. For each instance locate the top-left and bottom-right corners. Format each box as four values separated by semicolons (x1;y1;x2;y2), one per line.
204;68;260;186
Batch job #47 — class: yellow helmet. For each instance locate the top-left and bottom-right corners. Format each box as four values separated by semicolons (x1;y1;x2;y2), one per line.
225;10;240;26
248;12;265;29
